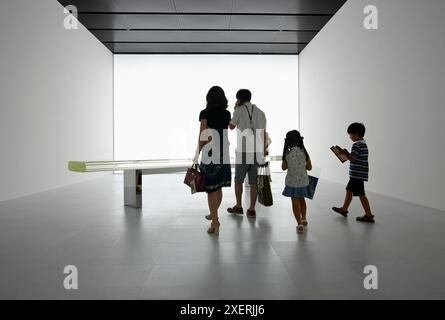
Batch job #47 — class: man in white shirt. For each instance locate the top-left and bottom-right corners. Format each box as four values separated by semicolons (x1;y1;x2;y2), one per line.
227;89;267;218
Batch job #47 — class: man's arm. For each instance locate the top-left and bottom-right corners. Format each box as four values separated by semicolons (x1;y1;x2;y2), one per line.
263;116;268;156
262;130;269;156
229;107;239;130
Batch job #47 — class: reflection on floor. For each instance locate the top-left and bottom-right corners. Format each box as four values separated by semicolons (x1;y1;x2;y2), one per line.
0;173;444;300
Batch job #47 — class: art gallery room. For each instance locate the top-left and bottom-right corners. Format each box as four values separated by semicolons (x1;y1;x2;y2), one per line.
0;0;444;301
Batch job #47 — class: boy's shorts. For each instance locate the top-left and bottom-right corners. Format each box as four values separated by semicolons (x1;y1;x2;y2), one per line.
346;178;365;197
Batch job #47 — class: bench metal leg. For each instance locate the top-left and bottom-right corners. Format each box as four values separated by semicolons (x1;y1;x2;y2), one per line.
124;169;142;208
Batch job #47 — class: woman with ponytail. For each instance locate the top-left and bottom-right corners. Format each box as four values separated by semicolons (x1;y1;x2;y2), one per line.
281;130;312;233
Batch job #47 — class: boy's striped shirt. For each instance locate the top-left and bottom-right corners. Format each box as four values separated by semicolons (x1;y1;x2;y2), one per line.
349;140;369;181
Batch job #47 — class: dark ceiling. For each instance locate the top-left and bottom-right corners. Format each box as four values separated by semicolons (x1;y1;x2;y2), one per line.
58;0;347;54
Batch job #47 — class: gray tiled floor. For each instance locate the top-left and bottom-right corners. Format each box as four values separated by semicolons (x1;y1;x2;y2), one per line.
0;173;444;300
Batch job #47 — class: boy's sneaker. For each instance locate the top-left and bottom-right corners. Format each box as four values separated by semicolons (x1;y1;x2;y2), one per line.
332;207;349;217
356;215;375;223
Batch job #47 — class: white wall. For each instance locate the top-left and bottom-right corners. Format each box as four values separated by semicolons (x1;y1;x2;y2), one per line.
114;55;298;164
299;0;445;211
0;0;113;202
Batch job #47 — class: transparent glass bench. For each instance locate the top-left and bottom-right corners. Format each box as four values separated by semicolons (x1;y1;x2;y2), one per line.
68;156;281;208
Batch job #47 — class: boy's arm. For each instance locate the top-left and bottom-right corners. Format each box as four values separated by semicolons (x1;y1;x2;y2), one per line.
341;146;360;162
340;149;352;162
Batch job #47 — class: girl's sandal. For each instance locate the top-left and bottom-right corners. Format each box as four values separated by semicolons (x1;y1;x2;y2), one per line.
297;225;305;233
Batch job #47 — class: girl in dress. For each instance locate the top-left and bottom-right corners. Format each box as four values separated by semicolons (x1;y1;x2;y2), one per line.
281;130;312;233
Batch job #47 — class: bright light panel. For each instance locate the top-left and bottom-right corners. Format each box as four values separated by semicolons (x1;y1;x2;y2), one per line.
114;55;299;161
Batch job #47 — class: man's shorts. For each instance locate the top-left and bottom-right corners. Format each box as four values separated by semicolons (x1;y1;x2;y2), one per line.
235;163;258;185
346;178;366;197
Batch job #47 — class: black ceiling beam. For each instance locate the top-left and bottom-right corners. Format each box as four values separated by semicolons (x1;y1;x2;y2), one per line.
103;41;308;44
60;0;346;55
89;28;319;32
113;52;302;55
78;12;334;17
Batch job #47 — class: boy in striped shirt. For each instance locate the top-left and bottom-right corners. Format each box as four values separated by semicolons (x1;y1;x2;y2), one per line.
332;123;375;223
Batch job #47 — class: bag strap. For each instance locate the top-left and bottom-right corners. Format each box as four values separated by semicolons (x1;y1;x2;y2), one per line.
244;105;254;121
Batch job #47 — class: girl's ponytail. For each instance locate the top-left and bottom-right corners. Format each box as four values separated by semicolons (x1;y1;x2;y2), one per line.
283;130;308;160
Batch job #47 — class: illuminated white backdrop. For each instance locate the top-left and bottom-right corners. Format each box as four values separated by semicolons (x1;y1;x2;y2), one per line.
114;55;299;162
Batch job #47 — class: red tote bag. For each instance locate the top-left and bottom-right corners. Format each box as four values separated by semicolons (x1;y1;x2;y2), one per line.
184;164;206;194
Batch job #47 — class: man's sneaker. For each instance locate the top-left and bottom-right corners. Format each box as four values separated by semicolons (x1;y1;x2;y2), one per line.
227;205;243;215
247;209;256;218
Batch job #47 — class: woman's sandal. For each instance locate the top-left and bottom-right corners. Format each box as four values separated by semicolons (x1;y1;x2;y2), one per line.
205;214;212;221
207;223;220;235
301;219;308;226
332;207;349;217
297;225;305;234
356;215;375;223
